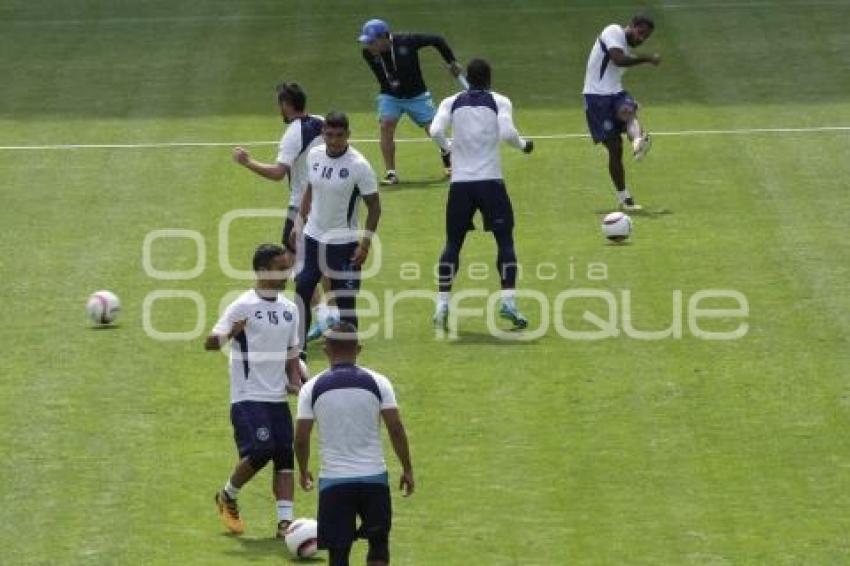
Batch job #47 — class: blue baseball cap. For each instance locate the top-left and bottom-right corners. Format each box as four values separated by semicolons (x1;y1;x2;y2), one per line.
358;19;390;44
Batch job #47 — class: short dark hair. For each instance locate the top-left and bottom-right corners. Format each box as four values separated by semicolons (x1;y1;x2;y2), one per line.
631;14;655;30
466;58;491;90
276;82;307;111
324;111;349;130
252;243;286;271
324;321;359;350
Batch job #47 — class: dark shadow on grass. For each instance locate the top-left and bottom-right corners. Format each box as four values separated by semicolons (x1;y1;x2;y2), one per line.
89;324;120;330
593;207;674;218
382;177;448;192
223;535;324;562
449;330;540;346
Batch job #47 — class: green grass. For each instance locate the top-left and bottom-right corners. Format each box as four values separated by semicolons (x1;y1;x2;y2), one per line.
2;0;849;564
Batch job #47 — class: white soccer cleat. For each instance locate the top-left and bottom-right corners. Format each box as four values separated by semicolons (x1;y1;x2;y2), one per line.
632;133;652;161
619;200;643;212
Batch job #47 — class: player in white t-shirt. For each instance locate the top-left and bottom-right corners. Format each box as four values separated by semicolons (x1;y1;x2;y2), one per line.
583;14;660;211
290;112;381;355
205;243;305;538
295;321;413;566
429;59;534;331
232;82;337;343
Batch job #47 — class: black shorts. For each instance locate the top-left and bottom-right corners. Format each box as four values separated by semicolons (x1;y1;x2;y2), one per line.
445;179;514;241
317;481;392;550
230;401;293;467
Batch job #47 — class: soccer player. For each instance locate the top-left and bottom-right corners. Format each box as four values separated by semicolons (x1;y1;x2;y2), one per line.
429;58;534;331
291;111;380;353
295;322;414;566
582;14;661;211
205;243;304;538
358;18;462;185
232;82;337;341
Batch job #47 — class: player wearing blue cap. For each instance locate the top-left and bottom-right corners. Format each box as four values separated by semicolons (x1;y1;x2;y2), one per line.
358;18;463;185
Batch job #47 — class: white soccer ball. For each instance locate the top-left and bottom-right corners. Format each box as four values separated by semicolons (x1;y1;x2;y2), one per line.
601;211;632;242
284;518;318;558
86;290;121;325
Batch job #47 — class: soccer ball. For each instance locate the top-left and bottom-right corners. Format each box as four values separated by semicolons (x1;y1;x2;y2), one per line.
601;211;632;242
86;290;121;325
284;518;318;558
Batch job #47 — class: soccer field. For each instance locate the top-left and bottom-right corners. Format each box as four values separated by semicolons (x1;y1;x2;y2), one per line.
2;0;849;564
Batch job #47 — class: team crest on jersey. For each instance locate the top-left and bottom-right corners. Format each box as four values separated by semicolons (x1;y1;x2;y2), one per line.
603;120;614;131
256;427;270;441
339;168;350;179
398;46;409;55
283;310;293;322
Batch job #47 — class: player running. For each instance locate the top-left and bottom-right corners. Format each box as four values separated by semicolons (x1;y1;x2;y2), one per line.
205;243;304;538
429;58;534;331
358;18;463;185
582;14;660;211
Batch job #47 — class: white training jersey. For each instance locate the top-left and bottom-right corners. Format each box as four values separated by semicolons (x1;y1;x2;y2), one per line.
276;115;324;209
211;289;300;404
583;24;630;95
429;90;526;182
296;364;397;479
303;145;378;244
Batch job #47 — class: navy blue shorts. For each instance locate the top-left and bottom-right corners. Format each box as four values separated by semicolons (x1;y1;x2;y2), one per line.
445;180;514;241
296;235;361;294
230;401;294;470
317;481;391;550
584;91;639;143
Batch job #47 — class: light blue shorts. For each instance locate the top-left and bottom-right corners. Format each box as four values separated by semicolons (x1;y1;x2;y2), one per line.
377;92;436;127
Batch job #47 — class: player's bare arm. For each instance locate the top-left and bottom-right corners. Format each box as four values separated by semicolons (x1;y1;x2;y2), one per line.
608;48;661;67
381;407;414;496
293;419;315;491
204;319;247;350
352;193;381;267
233;147;290;181
285;356;303;394
288;183;313;252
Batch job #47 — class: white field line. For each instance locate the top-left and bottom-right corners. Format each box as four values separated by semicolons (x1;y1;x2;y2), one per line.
0;126;848;151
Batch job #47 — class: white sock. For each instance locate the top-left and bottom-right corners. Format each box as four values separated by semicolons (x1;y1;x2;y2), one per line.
501;289;516;309
437;292;450;309
276;500;294;523
314;303;330;322
224;480;240;500
617;189;632;203
327;306;340;322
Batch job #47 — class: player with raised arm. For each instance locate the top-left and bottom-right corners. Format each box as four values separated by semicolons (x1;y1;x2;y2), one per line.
429;58;534;331
232;82;338;341
583;14;660;211
205;243;304;538
291;112;380;356
295;322;414;566
358;18;463;185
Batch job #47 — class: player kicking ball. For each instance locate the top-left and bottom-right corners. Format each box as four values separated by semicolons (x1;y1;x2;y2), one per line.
582;14;660;211
429;59;534;331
